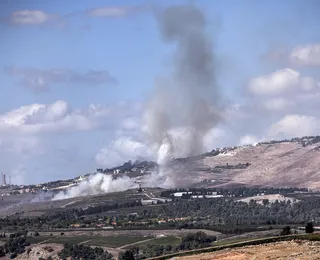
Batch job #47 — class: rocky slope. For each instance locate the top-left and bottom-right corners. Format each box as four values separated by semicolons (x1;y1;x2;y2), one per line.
198;139;320;189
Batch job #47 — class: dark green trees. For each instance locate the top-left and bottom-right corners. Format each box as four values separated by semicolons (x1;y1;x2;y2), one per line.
305;222;315;233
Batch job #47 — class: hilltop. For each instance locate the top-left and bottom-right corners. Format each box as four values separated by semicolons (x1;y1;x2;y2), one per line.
93;135;320;189
97;135;320;190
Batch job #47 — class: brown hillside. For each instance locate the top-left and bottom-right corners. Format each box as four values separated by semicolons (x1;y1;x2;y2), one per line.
178;141;320;189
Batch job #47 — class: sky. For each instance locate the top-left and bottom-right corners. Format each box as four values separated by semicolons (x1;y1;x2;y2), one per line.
0;0;319;185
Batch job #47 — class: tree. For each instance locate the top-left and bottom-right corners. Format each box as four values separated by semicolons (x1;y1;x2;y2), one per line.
118;250;135;260
280;226;291;236
305;222;314;233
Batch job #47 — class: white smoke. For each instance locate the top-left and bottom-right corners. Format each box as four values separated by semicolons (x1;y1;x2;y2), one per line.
52;173;136;200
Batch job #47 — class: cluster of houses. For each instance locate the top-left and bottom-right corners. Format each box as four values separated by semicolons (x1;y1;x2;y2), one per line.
172;191;223;199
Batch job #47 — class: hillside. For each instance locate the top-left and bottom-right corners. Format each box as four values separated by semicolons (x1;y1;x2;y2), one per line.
197;138;320;189
163;136;320;189
2;135;320;203
40;135;320;191
173;240;320;260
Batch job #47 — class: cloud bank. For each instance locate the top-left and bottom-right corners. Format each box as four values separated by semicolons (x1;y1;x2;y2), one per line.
5;67;117;92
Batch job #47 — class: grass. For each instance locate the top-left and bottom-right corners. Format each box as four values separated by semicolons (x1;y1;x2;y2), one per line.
26;236;52;244
131;236;181;249
26;235;153;248
213;237;254;247
47;236;91;245
85;236;152;248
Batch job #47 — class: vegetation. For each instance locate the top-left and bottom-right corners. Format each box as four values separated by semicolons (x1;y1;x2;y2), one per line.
305;222;315;233
118;250;135;260
280;226;291;236
0;232;29;258
160;187;308;198
131;236;181;249
142;231;216;258
58;243;113;260
86;236;152;248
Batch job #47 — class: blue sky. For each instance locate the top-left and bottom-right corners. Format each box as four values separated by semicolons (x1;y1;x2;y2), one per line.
0;0;319;184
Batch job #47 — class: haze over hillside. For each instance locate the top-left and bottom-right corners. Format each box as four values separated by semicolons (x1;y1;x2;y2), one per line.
18;135;319;201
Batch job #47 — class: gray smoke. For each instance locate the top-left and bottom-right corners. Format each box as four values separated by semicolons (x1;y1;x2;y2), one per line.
144;5;221;165
50;5;222;201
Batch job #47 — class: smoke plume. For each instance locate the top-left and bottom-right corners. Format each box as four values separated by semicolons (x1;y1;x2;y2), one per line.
52;4;221;200
52;173;136;200
144;4;221;165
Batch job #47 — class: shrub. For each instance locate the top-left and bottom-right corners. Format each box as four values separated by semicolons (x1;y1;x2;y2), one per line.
305;222;315;233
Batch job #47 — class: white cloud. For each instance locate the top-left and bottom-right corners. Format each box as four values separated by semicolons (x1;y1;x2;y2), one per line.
87;7;130;17
262;97;293;111
0;100;117;137
246;68;320;112
267;114;319;140
10;10;57;25
264;43;320;68
247;69;300;96
10;165;27;185
247;69;319;97
95;137;153;167
0;100;144;184
5;67;117;92
289;44;320;67
239;135;258;146
121;117;140;131
86;6;144;18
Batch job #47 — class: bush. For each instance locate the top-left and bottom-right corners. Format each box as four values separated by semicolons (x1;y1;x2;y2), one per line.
118;250;135;260
10;252;17;259
58;244;113;259
43;246;54;252
280;226;291;236
305;222;315;233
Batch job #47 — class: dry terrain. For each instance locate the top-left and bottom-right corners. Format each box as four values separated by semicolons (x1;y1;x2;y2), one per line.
196;142;320;189
173;240;320;260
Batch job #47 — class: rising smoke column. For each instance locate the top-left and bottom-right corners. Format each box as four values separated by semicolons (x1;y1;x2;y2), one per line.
51;4;221;201
144;4;221;166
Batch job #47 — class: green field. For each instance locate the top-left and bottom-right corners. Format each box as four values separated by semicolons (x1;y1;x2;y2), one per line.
85;235;152;248
26;236;52;244
47;236;91;245
212;237;256;247
126;236;181;249
26;235;153;248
